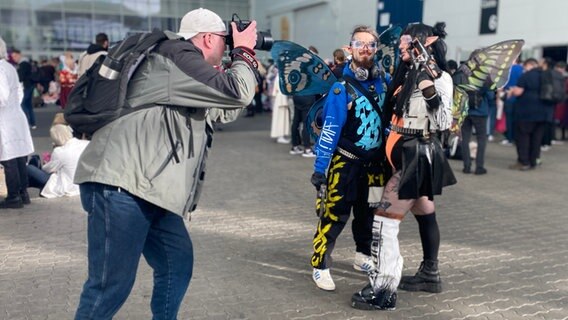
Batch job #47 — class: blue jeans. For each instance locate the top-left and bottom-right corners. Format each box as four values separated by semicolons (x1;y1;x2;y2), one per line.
27;164;50;190
21;85;36;127
75;182;193;320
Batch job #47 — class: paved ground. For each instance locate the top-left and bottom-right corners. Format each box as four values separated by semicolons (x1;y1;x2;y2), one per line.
1;105;567;320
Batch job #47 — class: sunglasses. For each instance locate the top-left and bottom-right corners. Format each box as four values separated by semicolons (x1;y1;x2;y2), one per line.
350;40;378;50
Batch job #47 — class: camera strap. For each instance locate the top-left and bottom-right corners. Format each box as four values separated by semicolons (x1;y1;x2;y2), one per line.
230;47;258;69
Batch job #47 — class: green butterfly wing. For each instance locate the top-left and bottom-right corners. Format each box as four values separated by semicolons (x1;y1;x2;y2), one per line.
451;39;524;134
459;39;525;92
450;86;469;133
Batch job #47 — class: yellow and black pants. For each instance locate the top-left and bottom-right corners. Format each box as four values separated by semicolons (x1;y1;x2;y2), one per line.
311;152;390;269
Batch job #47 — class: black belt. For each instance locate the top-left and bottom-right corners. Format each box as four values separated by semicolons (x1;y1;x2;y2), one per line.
392;124;434;136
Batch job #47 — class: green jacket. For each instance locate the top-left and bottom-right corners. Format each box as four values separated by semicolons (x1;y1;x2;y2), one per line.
74;32;257;217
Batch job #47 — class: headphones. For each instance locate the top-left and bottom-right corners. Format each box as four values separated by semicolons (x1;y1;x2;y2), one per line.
352;64;381;81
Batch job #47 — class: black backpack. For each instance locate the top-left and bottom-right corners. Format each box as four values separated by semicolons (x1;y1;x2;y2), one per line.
64;29;169;136
540;69;566;104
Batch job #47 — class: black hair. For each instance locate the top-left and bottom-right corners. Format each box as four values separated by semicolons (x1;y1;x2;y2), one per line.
95;33;109;46
447;59;458;71
387;22;449;117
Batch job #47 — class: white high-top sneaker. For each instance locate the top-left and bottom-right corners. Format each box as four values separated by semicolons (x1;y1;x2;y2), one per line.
312;268;336;291
353;252;375;272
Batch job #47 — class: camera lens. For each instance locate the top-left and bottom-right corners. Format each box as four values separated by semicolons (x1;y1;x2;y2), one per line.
256;31;273;51
224;18;273;51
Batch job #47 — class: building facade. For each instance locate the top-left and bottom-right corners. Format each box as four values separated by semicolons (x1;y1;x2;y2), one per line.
0;0;250;59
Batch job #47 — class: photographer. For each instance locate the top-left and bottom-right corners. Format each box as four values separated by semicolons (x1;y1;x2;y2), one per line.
73;8;259;319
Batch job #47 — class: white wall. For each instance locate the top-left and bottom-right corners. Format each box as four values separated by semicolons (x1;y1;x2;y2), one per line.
423;0;568;62
256;0;377;62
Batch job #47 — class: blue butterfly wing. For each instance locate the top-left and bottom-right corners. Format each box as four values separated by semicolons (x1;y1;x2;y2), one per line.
305;96;327;141
376;26;402;73
271;41;337;96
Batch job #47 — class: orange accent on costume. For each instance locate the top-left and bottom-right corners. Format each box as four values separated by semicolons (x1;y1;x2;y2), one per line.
385;115;404;168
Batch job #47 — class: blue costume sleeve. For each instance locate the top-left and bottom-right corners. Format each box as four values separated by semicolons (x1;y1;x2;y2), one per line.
313;82;348;174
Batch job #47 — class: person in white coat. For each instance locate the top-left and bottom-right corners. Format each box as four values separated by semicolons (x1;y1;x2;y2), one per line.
269;68;291;143
27;124;89;198
0;36;35;209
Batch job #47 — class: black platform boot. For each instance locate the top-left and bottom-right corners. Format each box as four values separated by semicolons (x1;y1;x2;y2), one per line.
398;260;442;293
0;195;24;209
20;190;31;205
351;283;397;311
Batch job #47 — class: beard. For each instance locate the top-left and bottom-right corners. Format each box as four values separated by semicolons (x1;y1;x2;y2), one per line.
354;54;374;69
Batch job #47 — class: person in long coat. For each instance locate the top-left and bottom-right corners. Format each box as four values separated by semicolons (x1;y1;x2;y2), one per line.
0;37;35;209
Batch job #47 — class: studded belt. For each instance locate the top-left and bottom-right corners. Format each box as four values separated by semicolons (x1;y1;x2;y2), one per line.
391;124;434;136
337;147;359;160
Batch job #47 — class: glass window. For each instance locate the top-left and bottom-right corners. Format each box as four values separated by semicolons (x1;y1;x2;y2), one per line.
62;12;92;50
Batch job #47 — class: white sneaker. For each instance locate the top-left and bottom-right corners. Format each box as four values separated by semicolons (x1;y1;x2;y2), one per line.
302;148;316;158
551;140;564;145
353;252;375;272
500;139;513;146
312;268;335;291
277;137;291;144
289;146;303;155
488;135;494;142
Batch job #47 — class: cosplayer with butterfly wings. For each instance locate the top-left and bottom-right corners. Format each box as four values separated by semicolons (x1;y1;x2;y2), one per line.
351;22;524;311
271;25;401;292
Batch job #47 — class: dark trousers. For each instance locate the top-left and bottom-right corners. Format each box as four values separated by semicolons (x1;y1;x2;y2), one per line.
311;154;374;269
515;121;546;167
291;107;310;148
461;115;488;170
21;86;36;127
504;103;515;142
1;156;29;198
541;122;555;146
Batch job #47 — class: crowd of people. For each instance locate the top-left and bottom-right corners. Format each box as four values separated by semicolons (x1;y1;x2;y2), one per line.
445;56;567;174
1;6;568;319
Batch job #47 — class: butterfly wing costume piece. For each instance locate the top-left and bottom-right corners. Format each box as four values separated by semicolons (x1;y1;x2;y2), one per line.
270;41;337;96
450;39;524;133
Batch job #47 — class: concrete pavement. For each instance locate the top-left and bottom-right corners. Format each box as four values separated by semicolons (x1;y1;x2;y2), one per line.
1;105;567;319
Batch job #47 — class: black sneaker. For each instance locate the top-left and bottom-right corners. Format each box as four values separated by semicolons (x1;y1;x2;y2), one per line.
474;167;487;175
462;167;471;174
351;283;397;311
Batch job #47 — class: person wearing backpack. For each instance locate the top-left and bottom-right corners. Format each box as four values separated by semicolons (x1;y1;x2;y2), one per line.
540;58;565;150
509;58;554;170
73;8;259;319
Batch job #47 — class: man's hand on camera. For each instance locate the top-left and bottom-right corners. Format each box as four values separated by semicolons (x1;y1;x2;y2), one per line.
311;172;327;191
232;21;257;51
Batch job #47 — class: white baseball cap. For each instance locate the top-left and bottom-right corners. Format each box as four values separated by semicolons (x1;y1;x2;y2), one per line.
178;8;227;40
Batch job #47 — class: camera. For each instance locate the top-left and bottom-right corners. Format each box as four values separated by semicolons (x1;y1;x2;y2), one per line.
225;13;273;51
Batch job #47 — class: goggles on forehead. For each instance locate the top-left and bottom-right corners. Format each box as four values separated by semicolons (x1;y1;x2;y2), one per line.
350;40;378;50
